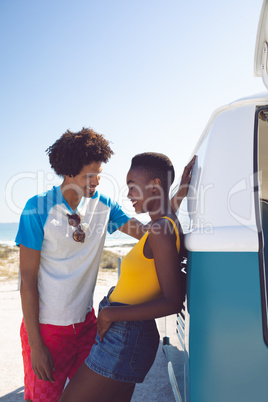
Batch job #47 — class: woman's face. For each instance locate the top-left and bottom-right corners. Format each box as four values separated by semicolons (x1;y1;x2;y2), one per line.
126;167;155;214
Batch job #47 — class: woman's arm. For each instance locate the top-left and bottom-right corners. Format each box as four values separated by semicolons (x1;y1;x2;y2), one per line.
97;219;184;340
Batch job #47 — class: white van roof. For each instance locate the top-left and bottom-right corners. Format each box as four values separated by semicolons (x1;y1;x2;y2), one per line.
254;0;268;88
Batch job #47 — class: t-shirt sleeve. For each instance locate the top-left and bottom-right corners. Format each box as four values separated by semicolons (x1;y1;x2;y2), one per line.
15;197;45;250
107;199;131;234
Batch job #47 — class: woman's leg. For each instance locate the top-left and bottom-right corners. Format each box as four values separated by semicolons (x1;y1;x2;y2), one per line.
59;362;135;402
111;383;136;402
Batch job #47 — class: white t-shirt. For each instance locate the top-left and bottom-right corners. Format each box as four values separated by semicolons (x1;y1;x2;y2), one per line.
16;185;131;325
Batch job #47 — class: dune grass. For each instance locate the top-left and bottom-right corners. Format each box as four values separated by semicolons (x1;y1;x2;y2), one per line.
0;245;119;281
99;250;120;269
0;244;17;260
0;245;19;280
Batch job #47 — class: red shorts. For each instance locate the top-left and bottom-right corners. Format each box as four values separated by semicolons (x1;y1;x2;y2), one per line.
20;310;97;401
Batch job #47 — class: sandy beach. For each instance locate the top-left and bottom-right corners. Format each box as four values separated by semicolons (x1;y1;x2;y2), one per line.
0;245;176;401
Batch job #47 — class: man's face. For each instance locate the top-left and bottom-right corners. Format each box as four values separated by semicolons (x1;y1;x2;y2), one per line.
71;161;103;198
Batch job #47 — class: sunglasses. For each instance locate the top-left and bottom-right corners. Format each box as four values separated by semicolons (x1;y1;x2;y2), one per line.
67;213;85;243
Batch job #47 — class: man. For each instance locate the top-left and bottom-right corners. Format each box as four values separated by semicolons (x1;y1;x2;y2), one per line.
16;127;195;401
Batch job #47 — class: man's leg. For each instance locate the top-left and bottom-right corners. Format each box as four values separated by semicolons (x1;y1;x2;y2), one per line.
68;308;97;378
21;320;78;401
21;310;97;401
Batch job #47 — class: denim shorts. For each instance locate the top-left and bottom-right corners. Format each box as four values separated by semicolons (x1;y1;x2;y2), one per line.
85;288;160;383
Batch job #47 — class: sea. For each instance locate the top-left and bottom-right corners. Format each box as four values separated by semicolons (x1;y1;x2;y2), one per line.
0;223;137;247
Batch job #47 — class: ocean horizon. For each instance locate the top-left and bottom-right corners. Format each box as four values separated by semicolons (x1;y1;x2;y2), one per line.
0;222;137;247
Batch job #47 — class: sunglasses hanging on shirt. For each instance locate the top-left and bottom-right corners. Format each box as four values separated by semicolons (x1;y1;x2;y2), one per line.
67;213;86;243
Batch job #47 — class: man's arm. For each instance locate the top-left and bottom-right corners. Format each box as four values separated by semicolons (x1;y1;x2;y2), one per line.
20;245;55;382
118;217;147;240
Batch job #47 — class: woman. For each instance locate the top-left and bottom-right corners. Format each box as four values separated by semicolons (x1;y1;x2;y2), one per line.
59;152;187;402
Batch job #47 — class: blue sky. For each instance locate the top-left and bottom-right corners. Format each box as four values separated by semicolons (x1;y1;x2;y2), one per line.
1;0;265;222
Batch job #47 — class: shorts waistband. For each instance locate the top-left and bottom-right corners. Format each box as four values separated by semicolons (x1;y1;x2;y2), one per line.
99;287;156;329
99;287;128;311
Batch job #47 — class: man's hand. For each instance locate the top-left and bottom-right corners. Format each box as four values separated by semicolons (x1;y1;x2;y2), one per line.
31;344;55;382
171;155;196;212
97;308;112;342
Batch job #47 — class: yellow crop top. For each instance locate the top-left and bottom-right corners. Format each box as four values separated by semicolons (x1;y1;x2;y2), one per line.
109;216;180;305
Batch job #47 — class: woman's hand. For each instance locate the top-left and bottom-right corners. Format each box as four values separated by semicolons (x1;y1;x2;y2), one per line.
179;155;196;198
97;308;112;342
171;155;196;212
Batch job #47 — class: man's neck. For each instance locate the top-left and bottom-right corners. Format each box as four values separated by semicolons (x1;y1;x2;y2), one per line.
61;182;83;211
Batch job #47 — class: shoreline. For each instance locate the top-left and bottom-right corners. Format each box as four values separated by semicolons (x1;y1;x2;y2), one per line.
104;243;134;257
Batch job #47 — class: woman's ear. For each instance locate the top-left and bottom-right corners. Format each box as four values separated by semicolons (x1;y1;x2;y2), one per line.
152;178;161;192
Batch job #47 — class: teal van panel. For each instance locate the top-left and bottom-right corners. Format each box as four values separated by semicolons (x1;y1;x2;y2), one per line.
187;251;268;402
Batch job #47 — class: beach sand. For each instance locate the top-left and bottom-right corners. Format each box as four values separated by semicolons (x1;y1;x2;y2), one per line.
0;246;176;401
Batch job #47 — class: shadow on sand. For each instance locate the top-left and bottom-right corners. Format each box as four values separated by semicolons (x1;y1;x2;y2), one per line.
0;386;24;401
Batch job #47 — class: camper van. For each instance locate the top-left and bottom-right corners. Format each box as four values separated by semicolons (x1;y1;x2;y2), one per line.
162;1;268;401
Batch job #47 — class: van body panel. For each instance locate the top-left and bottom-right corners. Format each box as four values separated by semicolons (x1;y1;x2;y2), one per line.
187;251;268;402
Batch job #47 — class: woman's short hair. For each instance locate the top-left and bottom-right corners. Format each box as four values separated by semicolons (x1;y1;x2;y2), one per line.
130;152;175;190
